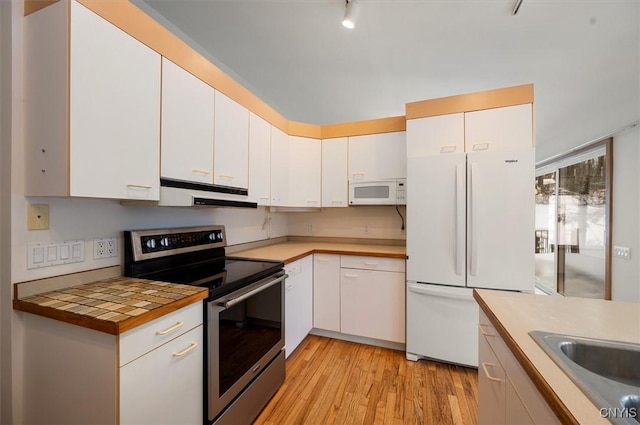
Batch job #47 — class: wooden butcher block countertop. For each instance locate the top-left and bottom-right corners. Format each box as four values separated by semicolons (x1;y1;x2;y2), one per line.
474;289;640;425
231;241;406;264
13;276;208;335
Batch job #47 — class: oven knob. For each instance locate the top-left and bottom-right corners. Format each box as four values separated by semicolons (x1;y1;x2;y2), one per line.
160;237;170;248
145;239;156;249
209;232;216;241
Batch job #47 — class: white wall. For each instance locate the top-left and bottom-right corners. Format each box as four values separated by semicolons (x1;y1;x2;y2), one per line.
288;206;406;241
12;199;288;283
611;125;640;301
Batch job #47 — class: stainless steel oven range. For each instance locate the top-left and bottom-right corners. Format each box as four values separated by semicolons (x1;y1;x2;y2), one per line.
124;226;286;425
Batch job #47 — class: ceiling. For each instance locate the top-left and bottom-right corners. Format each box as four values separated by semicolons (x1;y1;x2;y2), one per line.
135;0;639;161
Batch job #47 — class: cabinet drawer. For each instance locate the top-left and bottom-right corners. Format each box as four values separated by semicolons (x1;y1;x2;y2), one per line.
119;302;203;366
340;255;405;272
284;259;303;277
479;310;510;368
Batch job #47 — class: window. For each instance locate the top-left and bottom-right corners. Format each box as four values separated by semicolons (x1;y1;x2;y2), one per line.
534;139;612;299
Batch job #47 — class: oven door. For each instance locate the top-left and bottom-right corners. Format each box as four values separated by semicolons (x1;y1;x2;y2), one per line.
207;271;286;423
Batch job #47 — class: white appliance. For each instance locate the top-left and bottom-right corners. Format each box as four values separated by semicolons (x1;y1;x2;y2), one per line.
349;178;406;205
406;148;534;367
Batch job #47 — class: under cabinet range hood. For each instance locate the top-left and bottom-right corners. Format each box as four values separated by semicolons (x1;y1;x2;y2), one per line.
158;178;258;208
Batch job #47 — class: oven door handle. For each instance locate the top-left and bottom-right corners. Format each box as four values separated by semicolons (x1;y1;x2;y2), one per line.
217;273;287;309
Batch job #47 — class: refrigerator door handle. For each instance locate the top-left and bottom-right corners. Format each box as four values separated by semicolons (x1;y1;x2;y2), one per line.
469;162;479;276
407;283;473;301
455;162;466;276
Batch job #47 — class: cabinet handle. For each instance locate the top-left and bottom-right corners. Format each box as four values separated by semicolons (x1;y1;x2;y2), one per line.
307;200;318;206
156;321;184;336
192;169;210;175
287;267;298;273
364;261;378;266
285;284;294;292
352;172;364;180
315;258;329;263
481;362;502;382
344;273;358;278
126;184;152;189
331;200;343;205
219;174;234;179
173;342;198;357
478;323;495;337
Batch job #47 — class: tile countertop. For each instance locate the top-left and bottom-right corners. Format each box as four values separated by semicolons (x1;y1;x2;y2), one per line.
473;289;640;425
230;241;406;264
13;276;208;335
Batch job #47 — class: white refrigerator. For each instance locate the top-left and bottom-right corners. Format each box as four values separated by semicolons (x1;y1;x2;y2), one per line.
406;148;534;367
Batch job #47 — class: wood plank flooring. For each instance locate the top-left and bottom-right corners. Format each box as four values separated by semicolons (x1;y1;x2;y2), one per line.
254;335;478;425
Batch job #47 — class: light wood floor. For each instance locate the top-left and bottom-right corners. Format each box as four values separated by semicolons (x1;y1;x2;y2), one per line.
254;335;479;425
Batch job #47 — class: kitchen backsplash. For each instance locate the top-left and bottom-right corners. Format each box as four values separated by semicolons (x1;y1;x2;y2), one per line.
287;205;407;240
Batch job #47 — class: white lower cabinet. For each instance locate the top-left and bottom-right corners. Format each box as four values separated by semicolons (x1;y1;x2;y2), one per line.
284;256;313;357
340;265;405;343
22;302;204;425
313;254;341;332
478;310;560;425
120;326;203;425
312;255;406;345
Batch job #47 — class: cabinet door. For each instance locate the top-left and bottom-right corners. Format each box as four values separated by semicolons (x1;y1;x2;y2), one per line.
406;113;464;158
478;332;506;425
465;104;533;152
340;268;405;343
506;379;535;425
322;138;348;207
69;1;160;200
313;254;341;332
249;113;271;205
270;126;289;206
120;325;203;425
288;136;321;207
214;91;249;189
284;257;313;357
161;58;214;184
348;131;406;181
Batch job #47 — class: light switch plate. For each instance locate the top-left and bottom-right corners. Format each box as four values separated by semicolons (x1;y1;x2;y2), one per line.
614;246;631;260
27;240;85;269
27;204;49;230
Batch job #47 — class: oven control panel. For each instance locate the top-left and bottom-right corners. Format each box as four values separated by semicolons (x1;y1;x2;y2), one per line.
141;229;224;253
126;226;227;261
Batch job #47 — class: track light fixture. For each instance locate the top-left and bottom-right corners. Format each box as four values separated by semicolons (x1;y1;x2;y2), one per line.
342;0;360;29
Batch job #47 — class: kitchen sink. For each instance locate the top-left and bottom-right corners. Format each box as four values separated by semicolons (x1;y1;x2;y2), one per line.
530;331;640;425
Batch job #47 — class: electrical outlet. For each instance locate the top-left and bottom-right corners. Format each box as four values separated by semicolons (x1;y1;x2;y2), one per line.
364;224;370;234
308;224;314;233
94;237;118;260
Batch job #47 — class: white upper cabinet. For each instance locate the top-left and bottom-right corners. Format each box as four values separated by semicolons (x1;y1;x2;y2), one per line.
464;104;533;152
288;136;321;207
348;131;406;181
161;58;214;184
26;1;161;200
270;126;290;206
271;132;321;208
321;137;348;207
406;113;464;158
248;113;271;205
214;91;249;189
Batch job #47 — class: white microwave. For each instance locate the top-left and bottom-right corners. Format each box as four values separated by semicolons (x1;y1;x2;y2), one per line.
349;179;406;205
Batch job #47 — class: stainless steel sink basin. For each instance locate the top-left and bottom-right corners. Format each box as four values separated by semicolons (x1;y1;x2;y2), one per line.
530;331;640;425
